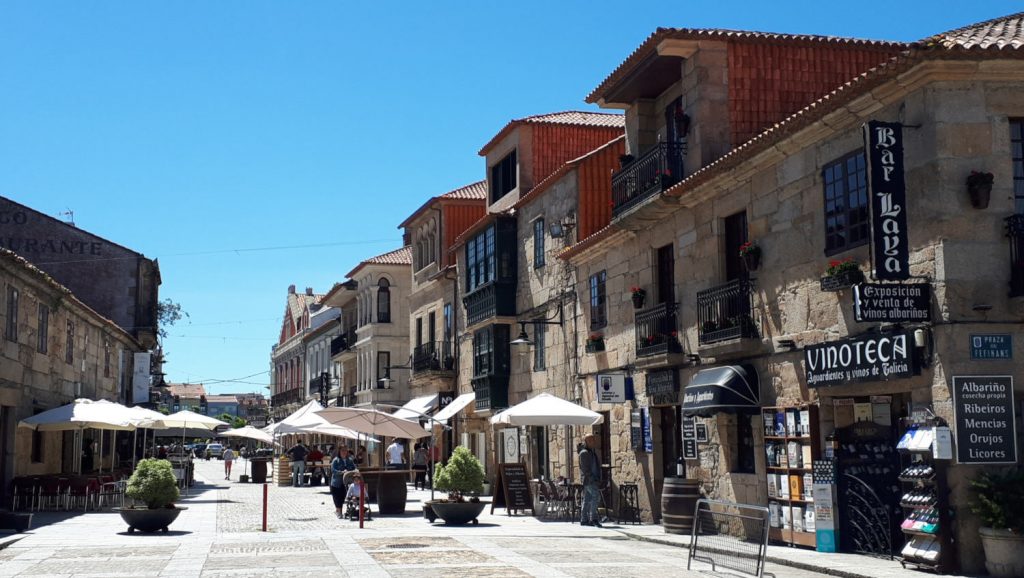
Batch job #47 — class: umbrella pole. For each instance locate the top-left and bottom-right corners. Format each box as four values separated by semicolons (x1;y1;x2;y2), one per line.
132;429;137;470
98;432;104;474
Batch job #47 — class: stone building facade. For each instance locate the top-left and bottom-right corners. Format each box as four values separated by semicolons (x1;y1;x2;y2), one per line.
270;286;322;419
0;248;142;505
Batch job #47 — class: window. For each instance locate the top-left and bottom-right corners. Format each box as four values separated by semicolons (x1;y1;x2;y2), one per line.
65;320;75;364
473;327;492;377
533;322;545;371
428;311;436;343
465;225;496;292
377;278;391;323
103;339;111;378
732;414;756;474
37;304;48;353
415;317;423;347
490;149;517;202
5;286;17;342
376;351;390;385
589;270;607;330
533;218;545;268
823;151;869;255
1011;119;1024;213
443;303;452;343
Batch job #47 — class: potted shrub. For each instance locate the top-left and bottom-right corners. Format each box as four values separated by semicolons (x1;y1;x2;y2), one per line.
820;257;864;291
115;458;186;533
426;446;487;525
970;468;1024;577
739;241;761;271
967;170;994;209
585;333;605;353
630;287;647;309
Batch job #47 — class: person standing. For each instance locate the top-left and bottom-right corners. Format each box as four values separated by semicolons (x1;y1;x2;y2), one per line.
578;434;603;527
355;445;367;466
329;446;356;518
412;443;428;490
222;446;235;480
287;441;308;487
386;439;405;470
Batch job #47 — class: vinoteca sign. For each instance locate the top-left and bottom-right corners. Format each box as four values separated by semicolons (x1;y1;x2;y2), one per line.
805;332;914;388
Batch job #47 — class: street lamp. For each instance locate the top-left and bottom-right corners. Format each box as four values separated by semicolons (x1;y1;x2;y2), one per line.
510;303;564;347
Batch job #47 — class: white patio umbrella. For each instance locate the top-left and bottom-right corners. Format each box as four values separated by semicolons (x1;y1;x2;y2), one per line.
276;400;366;440
489;393;604;427
316;406;431;440
126;406;169;469
19;399;137;474
139;410;227;494
221;425;276;445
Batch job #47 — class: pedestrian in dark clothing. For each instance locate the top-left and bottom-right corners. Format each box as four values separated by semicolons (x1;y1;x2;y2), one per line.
578;434;602;527
287;441;308;487
330;446;357;518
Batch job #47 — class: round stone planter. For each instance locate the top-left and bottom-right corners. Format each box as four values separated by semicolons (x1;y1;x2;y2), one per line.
426;500;487;525
115;506;186;533
979;527;1024;577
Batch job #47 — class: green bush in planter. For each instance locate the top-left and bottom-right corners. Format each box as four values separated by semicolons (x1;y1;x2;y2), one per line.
433;446;484;502
970;468;1024;532
126;458;180;509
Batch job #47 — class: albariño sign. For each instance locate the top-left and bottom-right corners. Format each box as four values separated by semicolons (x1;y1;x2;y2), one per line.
853;283;930;322
952;376;1018;464
805;331;914;388
865;121;910;281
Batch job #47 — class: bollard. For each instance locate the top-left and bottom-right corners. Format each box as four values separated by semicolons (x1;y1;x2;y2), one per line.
359;485;365;529
260;483;268;532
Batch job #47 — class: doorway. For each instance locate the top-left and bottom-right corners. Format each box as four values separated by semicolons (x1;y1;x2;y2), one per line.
724;211;748;282
656;244;675;305
659;406;682;478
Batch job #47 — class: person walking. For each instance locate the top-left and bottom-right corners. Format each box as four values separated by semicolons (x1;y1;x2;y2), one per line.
578;434;603;527
386;439;405;470
412;443;429;490
222;446;235;480
287;441;308;487
329;446;356;518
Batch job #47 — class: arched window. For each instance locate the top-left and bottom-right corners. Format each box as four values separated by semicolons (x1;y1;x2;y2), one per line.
377;278;391;323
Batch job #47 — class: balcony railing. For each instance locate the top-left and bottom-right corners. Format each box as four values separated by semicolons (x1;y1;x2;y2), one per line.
330;328;357;356
611;142;686;217
463;281;516;326
697;279;757;345
413;341;454;373
271;388;304;408
635;302;683;358
1007;215;1024;297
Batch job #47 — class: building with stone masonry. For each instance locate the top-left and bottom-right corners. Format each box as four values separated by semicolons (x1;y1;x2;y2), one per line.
0;248;143;506
270;286;324;419
303;302;342;407
552;13;1024;574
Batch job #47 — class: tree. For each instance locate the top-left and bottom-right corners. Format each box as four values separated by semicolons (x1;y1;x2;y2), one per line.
231;416;247;429
155;298;188;340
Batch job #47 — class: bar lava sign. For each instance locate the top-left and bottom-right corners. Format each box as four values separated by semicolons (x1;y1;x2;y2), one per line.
805;331;914;388
865;120;910;281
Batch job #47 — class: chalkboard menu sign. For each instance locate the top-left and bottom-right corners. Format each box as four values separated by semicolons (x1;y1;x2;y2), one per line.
490;463;533;515
647;369;679;405
952;376;1018;464
682;417;696;440
630;409;643;451
683;439;698;460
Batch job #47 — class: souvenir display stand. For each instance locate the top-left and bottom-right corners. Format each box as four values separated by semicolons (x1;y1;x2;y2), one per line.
763;404;820;548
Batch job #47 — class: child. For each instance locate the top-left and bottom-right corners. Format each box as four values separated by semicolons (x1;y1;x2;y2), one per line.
345;474;371;521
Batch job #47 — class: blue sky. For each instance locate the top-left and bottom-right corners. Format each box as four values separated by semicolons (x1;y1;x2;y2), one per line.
0;1;1009;395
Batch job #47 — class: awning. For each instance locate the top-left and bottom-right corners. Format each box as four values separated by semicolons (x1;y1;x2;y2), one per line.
682;365;760;417
392;395;439;420
432;393;475;425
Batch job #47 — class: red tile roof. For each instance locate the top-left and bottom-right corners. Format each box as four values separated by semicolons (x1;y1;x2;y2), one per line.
478;110;624;155
398;180;487;229
586;27;908;104
167;383;207;399
346;246;412;278
918;11;1024;50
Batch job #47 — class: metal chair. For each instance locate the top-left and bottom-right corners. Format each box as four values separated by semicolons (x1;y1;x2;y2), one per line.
68;476;99;511
617;483;641;524
37;478;64;511
12;477;38;511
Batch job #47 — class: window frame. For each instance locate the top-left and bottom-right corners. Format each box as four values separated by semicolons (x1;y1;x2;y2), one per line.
37;303;48;353
376;278;391;324
589;270;607;330
822;150;870;256
731;414;757;474
489;149;518;203
1011;119;1024;213
533;218;546;268
533;322;546;372
465;225;497;292
65;319;75;364
376;351;391;385
473;327;493;377
5;285;18;342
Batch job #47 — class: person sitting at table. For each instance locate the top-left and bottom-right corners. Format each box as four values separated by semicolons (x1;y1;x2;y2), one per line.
307;445;325;485
329;446;357;518
355;445;367;466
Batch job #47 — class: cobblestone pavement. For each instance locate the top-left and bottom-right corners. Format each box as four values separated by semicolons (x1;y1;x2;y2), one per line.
0;459;838;577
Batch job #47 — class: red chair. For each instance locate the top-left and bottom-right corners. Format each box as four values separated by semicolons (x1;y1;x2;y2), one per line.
11;477;37;511
68;476;99;511
37;477;64;511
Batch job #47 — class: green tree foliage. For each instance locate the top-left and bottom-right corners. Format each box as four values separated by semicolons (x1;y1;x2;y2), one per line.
155;298;188;339
231;416;247;429
432;446;484;502
970;468;1024;531
125;458;180;509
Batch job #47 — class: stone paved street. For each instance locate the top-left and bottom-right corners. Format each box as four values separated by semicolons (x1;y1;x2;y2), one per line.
0;459;967;577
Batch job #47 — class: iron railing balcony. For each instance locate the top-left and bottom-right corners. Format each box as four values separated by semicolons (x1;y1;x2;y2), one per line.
463;281;516;326
697;279;757;345
413;341;454;373
611;142;686;217
271;388;303;407
635;302;683;358
1007;214;1024;297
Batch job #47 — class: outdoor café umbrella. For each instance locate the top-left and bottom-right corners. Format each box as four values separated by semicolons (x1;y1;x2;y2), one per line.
315;406;432;440
276;400;365;440
18;399;137;473
489;393;603;427
140;410;227;494
126;406;168;468
221;425;278;479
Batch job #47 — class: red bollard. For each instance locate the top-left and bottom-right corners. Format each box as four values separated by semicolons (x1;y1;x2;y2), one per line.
359;484;365;529
262;483;268;532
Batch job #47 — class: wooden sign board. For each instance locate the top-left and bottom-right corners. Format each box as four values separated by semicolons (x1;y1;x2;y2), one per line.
490;462;532;516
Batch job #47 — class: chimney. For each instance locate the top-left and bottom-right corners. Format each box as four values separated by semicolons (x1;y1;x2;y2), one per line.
305;287;314;296
288;284;296;294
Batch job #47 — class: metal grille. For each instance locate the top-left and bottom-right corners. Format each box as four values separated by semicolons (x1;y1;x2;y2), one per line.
634;302;682;357
687;499;769;578
611;142;687;216
1006;214;1024;297
696;279;757;345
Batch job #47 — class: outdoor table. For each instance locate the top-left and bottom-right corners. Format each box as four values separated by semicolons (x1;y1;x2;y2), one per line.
250;457;269;484
359;469;410;515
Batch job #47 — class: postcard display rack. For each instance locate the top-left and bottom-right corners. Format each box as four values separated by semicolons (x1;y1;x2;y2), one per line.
764;404;820;548
897;419;955;574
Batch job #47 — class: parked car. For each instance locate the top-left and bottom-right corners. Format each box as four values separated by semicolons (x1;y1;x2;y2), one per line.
193;443;208;458
206;443;224;459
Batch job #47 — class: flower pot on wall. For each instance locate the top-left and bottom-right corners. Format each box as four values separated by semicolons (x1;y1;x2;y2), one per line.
820;269;865;292
742;252;761;271
632;293;646;309
969;183;992;209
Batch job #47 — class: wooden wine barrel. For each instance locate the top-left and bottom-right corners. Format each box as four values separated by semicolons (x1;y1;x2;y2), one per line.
661;478;701;535
360;470;409;515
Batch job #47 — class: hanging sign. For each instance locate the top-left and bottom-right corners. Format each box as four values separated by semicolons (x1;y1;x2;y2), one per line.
683;438;698;460
853;283;930;322
804;331;914;388
952;376;1018;464
630;409;643;451
596;374;626;403
970;334;1013;360
437;391;456;412
865;120;910;281
696;423;709;443
646;369;680;406
682;416;696;440
642;407;653;453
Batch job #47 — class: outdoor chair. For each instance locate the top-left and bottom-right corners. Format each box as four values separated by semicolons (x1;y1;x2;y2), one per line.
67;476;99;511
97;475;124;509
568;484;583;523
36;478;64;511
617;483;641;525
543;480;570;520
11;477;37;511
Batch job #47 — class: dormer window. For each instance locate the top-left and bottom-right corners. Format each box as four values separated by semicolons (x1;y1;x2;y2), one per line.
490;149;517;203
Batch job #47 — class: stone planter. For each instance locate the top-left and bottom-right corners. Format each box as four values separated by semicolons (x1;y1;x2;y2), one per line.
115;506;186;533
820;269;864;292
0;511;33;533
426;500;487;525
979;527;1024;577
969;183;992;209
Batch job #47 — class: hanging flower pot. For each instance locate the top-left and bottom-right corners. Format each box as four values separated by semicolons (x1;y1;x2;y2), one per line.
967;171;994;210
630;287;646;309
739;242;762;272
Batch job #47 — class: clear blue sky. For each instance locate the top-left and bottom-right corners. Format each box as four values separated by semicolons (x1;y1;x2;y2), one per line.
0;2;1009;395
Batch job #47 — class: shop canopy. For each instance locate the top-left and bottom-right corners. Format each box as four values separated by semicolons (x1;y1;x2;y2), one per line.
682;365;760;417
391;395;439;420
432;393;475;425
490;393;603;427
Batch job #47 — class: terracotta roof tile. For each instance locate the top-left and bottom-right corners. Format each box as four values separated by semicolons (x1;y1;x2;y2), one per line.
479;110;624;155
167;383;207;398
587;27;907;104
513;135;625;210
919;12;1024;50
398;181;487;229
345;246;412;278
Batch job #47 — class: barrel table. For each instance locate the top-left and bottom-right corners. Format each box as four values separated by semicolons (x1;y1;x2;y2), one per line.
359;470;410;515
250;458;269;484
661;478;701;535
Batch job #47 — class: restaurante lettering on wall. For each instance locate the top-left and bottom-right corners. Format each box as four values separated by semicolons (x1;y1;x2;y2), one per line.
804;332;914;388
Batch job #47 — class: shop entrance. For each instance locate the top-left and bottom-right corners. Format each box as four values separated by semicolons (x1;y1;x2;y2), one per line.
659;406;682;478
